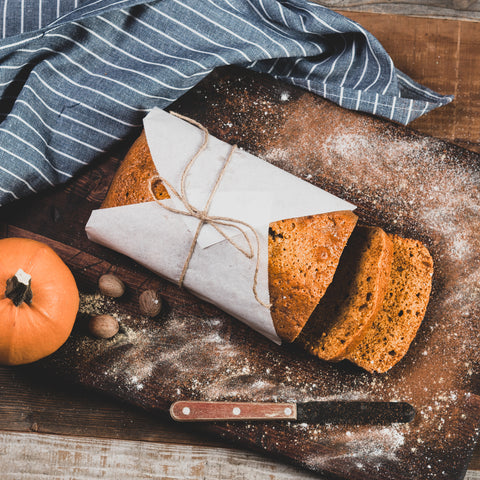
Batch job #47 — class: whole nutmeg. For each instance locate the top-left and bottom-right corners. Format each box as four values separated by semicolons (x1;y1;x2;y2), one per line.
139;290;162;317
88;314;119;339
98;273;125;298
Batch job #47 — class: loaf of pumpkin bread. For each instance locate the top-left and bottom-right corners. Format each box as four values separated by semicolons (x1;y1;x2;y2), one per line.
101;130;433;371
102;131;357;343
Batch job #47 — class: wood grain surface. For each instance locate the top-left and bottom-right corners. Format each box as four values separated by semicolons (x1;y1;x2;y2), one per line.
324;0;480;21
0;431;322;480
0;10;479;480
1;431;479;480
2;64;479;479
338;11;480;153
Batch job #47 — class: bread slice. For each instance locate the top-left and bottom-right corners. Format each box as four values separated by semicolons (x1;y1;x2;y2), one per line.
346;234;434;373
268;213;358;342
296;226;393;360
101;130;357;343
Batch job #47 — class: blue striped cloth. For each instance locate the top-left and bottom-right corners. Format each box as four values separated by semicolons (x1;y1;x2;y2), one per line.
0;0;452;205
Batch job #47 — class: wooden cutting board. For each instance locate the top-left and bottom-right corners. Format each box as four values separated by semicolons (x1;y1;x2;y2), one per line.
1;64;479;480
0;11;479;480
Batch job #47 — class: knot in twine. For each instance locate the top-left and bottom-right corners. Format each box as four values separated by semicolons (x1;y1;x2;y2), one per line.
147;112;270;309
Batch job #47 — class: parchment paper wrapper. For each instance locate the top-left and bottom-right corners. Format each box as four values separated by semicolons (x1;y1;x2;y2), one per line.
86;109;355;344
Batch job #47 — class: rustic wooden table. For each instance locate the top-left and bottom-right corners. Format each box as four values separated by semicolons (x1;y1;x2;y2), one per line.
1;4;479;479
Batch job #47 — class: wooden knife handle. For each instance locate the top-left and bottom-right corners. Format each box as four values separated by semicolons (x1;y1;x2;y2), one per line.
170;401;297;422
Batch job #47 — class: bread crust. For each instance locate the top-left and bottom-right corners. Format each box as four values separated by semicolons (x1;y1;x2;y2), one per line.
102;131;169;208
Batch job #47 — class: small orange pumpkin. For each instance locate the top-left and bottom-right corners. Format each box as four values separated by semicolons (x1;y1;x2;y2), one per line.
0;237;79;365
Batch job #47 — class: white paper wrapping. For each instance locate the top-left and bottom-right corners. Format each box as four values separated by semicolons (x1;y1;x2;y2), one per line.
85;108;355;344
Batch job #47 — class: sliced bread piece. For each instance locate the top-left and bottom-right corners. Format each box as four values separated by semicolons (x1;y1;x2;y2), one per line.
296;226;393;360
268;212;358;342
101;129;358;343
346;234;434;373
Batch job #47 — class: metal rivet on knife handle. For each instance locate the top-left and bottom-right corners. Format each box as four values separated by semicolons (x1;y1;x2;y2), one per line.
170;401;298;422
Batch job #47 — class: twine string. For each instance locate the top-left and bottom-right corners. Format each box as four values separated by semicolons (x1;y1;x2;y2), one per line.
147;112;270;308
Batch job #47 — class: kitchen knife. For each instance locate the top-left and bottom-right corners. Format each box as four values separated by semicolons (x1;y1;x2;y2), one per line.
170;400;415;425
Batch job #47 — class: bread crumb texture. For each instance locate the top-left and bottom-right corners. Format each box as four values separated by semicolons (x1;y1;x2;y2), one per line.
347;235;434;373
297;226;394;361
268;211;357;342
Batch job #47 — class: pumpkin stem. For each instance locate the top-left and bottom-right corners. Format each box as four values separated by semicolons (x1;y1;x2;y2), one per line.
5;268;33;306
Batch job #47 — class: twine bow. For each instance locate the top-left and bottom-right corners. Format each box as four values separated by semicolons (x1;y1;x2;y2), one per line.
147;112;270;308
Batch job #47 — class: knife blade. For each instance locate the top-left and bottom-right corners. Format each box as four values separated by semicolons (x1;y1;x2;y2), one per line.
170;400;415;425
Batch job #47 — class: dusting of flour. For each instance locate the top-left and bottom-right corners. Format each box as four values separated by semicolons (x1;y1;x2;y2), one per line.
69;85;480;480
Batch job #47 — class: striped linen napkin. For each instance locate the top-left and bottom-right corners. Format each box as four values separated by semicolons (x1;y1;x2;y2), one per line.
0;0;452;205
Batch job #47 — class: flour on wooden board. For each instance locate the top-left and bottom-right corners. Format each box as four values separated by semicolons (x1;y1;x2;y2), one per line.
73;90;479;478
